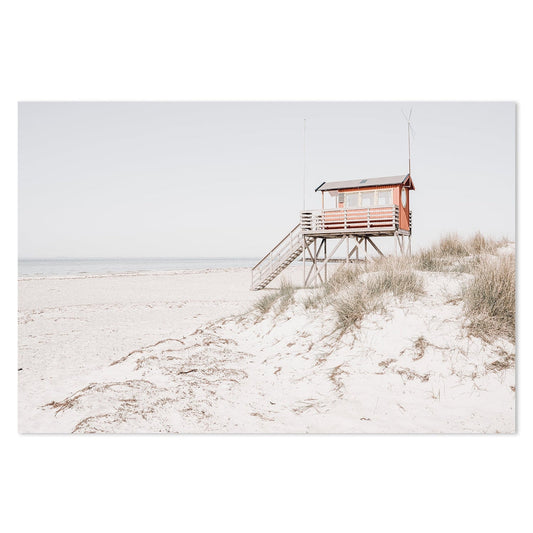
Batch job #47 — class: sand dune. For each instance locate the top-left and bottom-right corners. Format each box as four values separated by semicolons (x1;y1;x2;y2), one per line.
19;260;515;433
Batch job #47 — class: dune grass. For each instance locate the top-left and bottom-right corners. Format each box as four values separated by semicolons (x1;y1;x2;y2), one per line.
277;279;296;313
414;233;507;273
415;249;442;272
302;258;424;330
333;286;373;330
463;254;515;341
254;233;514;341
436;233;470;257
253;291;280;315
323;265;362;295
253;279;296;316
466;232;498;255
303;265;362;310
366;268;424;298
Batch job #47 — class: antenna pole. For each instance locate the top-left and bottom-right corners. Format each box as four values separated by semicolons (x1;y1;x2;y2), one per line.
303;118;307;210
408;119;411;176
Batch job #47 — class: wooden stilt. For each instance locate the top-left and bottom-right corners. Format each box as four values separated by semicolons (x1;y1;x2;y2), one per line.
367;237;384;257
302;236;306;286
347;240;360;260
323;239;327;283
313;238;317;287
346;236;349;264
306;236;347;287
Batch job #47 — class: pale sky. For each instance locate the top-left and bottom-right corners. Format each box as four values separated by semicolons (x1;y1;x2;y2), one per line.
18;102;515;258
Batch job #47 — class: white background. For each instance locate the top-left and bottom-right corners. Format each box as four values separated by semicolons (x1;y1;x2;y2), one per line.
1;1;530;532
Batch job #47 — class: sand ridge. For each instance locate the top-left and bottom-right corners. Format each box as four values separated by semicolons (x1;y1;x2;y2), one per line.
19;265;515;433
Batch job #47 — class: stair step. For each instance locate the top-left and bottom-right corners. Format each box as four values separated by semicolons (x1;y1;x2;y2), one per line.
252;229;306;289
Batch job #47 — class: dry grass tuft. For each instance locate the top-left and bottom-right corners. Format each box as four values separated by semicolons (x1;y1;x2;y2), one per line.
303;291;326;310
253;291;280;315
414;232;509;273
323;265;361;295
365;261;424;298
333;286;373;330
366;270;424;298
277;279;296;313
303;266;361;310
253;279;295;315
415;249;442;272
463;254;515;341
466;232;498;255
436;233;470;257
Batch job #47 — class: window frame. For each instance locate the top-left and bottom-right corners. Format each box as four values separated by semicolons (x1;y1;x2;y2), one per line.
401;188;407;208
340;188;394;209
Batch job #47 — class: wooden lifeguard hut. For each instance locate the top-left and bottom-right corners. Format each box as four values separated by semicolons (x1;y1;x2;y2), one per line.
251;173;415;290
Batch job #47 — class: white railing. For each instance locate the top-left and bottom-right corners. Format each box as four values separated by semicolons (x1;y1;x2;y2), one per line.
251;224;302;289
300;205;399;233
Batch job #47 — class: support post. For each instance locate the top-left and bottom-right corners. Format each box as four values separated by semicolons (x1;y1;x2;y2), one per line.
346;236;349;264
347;240;360;261
306;236;346;288
323;239;327;283
367;237;384;257
302;236;306;287
313;238;317;287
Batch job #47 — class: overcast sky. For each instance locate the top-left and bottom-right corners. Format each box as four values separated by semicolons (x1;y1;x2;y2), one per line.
19;102;515;258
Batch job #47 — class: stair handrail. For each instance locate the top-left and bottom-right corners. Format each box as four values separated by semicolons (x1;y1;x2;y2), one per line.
253;240;299;281
251;224;301;272
251;224;303;289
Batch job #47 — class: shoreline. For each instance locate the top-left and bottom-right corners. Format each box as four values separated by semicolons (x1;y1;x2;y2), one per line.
18;265;255;282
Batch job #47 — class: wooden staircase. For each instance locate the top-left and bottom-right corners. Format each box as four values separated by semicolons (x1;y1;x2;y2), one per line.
251;224;309;290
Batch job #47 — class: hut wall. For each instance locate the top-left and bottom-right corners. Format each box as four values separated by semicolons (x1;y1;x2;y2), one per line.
398;186;410;231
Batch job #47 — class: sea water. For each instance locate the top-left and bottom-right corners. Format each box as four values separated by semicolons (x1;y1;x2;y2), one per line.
18;257;260;278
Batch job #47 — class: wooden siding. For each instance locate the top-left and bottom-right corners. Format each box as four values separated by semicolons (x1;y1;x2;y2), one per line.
323;207;396;231
337;184;411;232
398;186;410;231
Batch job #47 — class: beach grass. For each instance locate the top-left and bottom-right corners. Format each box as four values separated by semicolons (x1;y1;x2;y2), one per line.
256;232;514;341
253;279;296;315
463;254;515;341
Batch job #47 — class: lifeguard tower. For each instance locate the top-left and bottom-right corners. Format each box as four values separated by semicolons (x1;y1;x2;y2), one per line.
251;173;415;290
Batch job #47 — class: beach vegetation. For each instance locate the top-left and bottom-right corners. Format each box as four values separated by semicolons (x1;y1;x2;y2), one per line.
277;279;296;313
253;291;280;315
463;254;515;341
365;267;424;299
254;233;514;341
253;279;296;316
333;286;381;330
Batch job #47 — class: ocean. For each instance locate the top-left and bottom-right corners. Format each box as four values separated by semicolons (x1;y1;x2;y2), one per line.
18;257;260;278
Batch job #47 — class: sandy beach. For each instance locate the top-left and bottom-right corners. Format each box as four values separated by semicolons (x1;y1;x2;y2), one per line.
18;260;515;434
18;267;262;432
